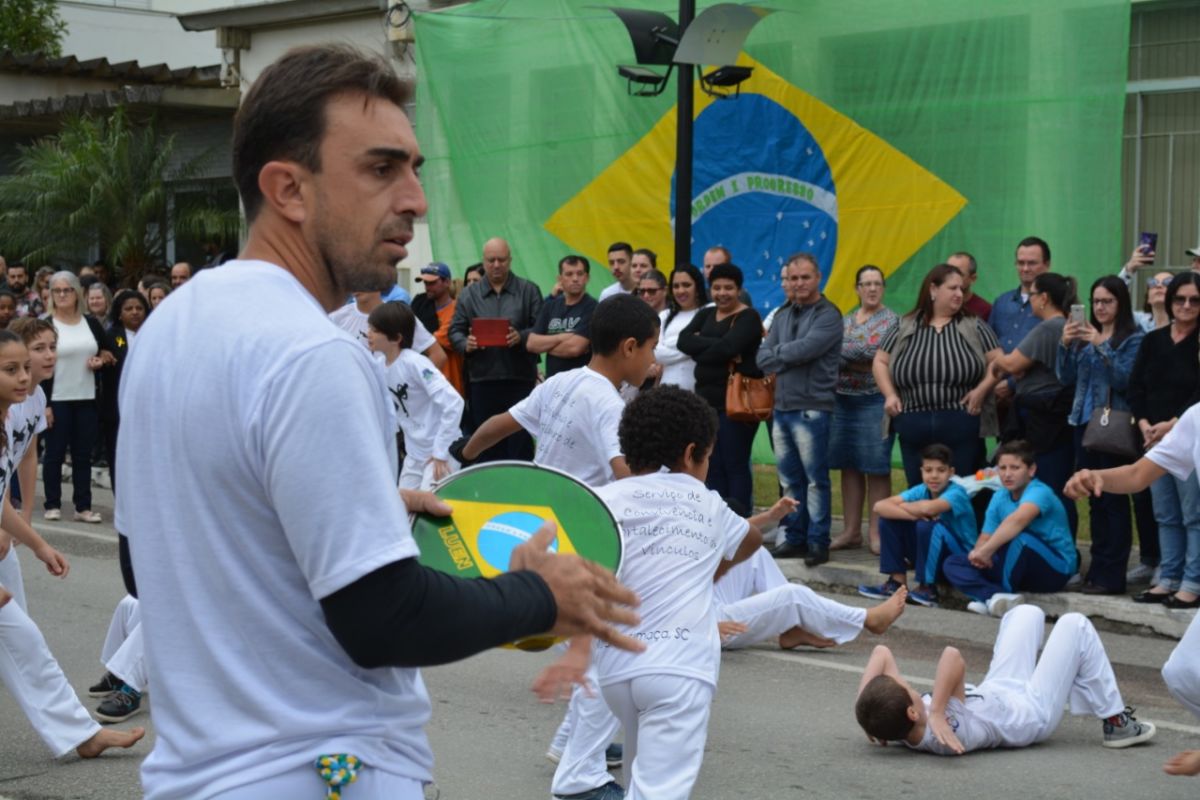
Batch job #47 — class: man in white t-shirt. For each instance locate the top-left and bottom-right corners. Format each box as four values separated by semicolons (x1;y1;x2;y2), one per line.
598;242;636;301
115;45;642;800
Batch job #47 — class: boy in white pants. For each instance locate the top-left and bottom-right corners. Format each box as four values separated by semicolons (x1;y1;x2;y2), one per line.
855;605;1155;754
88;595;149;723
537;386;763;799
717;546;907;651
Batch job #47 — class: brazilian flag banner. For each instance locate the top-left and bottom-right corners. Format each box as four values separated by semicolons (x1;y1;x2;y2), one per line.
413;0;1130;312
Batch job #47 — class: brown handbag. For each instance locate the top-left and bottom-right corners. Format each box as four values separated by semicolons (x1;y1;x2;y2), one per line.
726;362;775;422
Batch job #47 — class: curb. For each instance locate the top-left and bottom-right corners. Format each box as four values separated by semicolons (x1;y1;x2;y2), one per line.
774;556;1196;640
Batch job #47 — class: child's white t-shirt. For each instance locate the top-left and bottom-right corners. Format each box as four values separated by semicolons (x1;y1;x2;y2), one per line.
593;471;750;688
907;681;1043;754
378;349;464;462
115;261;432;799
8;385;46;465
509;366;624;487
1147;403;1200;482
329;301;436;355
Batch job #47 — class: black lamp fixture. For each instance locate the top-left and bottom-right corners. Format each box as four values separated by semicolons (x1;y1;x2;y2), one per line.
607;3;772;261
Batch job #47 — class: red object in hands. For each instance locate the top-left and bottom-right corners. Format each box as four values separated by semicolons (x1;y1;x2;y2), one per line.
472;317;510;347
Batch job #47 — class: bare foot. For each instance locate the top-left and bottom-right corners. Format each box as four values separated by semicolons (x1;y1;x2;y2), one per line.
779;626;837;649
829;535;863;551
868;536;881;556
1164;750;1200;776
864;585;908;634
76;726;145;758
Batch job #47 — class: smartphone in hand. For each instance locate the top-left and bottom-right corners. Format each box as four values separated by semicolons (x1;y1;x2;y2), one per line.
1069;304;1086;325
1139;231;1158;256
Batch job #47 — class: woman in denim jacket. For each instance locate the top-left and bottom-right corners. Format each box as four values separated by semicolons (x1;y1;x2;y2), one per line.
1056;275;1145;594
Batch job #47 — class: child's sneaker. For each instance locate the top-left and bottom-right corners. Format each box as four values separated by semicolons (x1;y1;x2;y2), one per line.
858;578;903;600
966;600;989;616
88;671;121;697
985;593;1025;617
908;585;940;608
94;684;143;723
1103;707;1156;748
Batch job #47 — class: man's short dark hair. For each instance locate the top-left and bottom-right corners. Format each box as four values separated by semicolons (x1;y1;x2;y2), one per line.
708;263;744;289
995;439;1036;466
919;443;953;467
367;300;416;349
855;675;916;742
558;255;590;275
951;251;977;275
232;45;412;223
634;248;657;267
1015;236;1051;263
706;245;732;264
619;386;717;474
590;293;660;356
607;242;633;259
6;262;26;276
786;252;821;273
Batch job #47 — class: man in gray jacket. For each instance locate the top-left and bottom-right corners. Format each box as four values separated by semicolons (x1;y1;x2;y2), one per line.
756;253;843;566
449;237;543;461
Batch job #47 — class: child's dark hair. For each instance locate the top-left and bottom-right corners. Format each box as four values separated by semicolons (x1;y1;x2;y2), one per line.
618;386;717;473
367;301;416;349
0;329;26;453
590;293;661;356
919;443;953;467
855;675;916;742
995;439;1036;466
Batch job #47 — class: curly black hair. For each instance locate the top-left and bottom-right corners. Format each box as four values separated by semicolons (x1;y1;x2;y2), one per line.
619;385;717;473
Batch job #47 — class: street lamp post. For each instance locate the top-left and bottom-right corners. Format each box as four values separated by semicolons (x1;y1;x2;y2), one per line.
674;0;695;266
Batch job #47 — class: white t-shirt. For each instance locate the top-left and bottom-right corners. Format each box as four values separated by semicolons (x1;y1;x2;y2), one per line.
509;366;625;487
378;349;464;462
1147;403;1200;482
593;472;750;688
654;307;699;391
329;301;436;355
8;385;47;465
52;317;98;401
115;261;432;799
599;283;631;301
907;681;1044;753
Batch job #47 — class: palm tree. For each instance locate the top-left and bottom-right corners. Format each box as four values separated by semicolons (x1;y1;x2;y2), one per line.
0;108;240;281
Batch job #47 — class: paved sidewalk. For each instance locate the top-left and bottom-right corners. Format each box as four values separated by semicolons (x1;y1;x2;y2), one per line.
765;523;1196;640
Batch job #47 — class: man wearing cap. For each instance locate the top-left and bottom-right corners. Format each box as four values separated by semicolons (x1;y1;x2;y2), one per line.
527;254;596;378
412;263;464;395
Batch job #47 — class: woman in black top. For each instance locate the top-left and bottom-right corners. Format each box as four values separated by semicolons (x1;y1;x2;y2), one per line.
1127;272;1200;608
677;263;763;513
101;290;150;492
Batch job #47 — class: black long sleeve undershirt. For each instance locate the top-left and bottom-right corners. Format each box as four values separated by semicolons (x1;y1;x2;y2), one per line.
118;534;137;598
320;558;558;668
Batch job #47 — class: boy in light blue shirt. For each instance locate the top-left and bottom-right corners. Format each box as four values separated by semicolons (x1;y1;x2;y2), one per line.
944;439;1076;616
858;444;977;608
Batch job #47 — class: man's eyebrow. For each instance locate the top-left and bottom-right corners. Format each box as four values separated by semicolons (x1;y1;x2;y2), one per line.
365;147;425;169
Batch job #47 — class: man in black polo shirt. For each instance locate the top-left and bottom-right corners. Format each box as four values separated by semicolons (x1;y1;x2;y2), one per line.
527;255;595;378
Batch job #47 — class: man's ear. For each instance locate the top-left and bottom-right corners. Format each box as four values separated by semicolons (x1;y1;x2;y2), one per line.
257;161;309;224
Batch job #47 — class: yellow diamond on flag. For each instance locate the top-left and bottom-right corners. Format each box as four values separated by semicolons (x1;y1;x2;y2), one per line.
445;499;579;579
544;54;966;311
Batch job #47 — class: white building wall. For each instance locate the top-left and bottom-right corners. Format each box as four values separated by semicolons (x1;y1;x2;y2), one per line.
58;2;217;68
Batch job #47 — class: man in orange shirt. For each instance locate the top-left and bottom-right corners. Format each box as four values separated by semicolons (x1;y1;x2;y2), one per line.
413;262;464;394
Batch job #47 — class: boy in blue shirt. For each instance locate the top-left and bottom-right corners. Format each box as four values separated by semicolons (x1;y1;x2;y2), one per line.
944;439;1076;616
858;444;977;608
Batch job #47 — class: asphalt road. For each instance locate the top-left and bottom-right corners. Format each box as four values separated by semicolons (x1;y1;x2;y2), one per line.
3;507;1200;799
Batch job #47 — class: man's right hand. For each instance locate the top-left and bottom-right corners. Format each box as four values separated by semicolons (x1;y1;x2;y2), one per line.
510;521;644;653
1065;469;1103;499
465;334;479;352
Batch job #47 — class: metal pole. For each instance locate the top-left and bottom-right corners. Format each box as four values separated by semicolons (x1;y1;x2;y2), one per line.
674;0;695;267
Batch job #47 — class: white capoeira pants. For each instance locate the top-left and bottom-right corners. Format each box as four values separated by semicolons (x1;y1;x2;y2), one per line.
985;605;1124;742
0;543;27;612
0;595;101;757
206;766;425;800
398;455;459;491
1162;608;1200;721
100;595;147;691
550;661;622;797
601;674;713;800
717;583;867;650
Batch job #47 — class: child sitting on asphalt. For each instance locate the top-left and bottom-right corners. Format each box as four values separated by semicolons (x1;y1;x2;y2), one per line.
858;444;977;608
854;604;1155;754
942;439;1076;617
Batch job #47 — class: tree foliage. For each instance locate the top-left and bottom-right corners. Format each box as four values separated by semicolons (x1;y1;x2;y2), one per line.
0;109;240;280
0;0;67;57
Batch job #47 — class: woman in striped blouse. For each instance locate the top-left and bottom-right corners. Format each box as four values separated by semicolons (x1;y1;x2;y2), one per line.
874;263;1002;486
